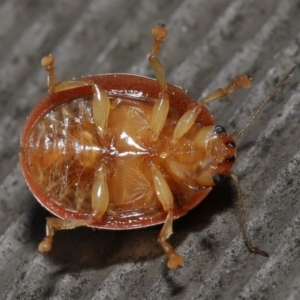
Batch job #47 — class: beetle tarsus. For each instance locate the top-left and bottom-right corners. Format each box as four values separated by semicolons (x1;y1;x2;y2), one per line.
148;24;168;88
38;236;53;253
198;74;252;104
41;53;56;94
167;250;184;269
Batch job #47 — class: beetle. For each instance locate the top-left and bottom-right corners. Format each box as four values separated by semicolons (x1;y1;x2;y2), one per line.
19;24;296;269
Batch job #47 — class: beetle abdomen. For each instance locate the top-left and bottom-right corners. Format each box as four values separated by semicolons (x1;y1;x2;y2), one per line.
25;99;101;213
24;89;217;220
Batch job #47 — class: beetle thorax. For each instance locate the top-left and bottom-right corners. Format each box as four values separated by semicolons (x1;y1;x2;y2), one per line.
159;124;237;187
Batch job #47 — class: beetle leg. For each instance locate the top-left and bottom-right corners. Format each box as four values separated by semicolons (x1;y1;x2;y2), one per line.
149;24;169;141
91;165;110;221
148;24;168;89
151;162;184;269
38;166;109;253
41;53;91;94
198;74;252;104
92;85;111;137
150;93;169;141
229;172;269;257
41;53;56;93
38;217;91;253
171;103;203;144
41;53;110;136
41;52;111;136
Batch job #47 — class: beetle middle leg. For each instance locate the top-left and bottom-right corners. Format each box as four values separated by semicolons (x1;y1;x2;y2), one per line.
151;162;184;269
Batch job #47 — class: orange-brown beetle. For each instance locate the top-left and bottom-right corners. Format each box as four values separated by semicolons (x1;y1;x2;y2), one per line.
19;24;296;269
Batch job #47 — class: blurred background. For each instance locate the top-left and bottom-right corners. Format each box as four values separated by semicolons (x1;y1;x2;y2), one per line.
1;0;300;299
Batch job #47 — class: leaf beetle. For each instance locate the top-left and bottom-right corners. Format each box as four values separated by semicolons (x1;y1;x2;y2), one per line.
19;24;296;269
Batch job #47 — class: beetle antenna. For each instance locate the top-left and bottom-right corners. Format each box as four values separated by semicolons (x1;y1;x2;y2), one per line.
233;65;298;140
229;172;269;257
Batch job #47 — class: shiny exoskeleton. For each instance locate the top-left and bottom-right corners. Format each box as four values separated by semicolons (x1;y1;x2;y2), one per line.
20;24;296;268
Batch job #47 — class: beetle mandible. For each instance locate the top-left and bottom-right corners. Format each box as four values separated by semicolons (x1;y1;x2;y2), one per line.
19;24;296;269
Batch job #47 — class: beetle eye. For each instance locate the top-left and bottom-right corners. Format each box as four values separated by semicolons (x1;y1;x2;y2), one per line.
213;174;225;185
215;125;226;134
226;141;236;148
225;156;236;162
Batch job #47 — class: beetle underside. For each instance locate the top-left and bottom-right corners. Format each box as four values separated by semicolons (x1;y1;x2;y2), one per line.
20;24;257;269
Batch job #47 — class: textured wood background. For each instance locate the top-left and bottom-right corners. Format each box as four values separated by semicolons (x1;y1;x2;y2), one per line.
1;1;300;299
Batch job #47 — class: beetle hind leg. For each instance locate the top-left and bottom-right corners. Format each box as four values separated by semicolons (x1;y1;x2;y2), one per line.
148;24;170;141
41;53;94;94
38;165;109;253
41;53;56;93
38;217;90;253
42;53;111;137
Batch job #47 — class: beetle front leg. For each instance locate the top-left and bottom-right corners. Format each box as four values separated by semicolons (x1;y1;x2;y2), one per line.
148;24;170;141
151;162;184;268
198;74;252;104
171;103;203;144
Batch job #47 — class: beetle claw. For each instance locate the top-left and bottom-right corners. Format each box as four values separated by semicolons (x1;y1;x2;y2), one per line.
167;250;184;269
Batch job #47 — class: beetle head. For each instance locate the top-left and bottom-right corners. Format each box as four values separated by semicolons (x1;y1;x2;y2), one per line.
193;125;236;186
